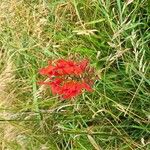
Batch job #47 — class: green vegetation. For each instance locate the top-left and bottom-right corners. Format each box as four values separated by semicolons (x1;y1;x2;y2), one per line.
0;0;149;149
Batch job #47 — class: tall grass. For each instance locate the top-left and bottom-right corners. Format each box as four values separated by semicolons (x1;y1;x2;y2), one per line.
0;0;149;149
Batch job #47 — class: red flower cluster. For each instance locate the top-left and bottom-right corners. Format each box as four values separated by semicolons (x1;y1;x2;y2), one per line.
39;59;94;99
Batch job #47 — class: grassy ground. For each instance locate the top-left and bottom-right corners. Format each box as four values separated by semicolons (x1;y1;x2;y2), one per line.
0;0;150;149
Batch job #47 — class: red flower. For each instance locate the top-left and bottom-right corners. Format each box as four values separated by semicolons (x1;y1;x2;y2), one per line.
55;59;84;75
61;81;93;99
81;82;93;92
38;78;62;95
39;59;89;77
56;59;75;68
49;78;63;95
39;59;94;100
39;65;58;76
60;81;82;99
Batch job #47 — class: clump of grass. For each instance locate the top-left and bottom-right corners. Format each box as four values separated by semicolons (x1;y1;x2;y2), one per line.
0;0;149;149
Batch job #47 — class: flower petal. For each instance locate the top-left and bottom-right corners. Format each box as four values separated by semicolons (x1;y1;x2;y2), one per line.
81;82;93;92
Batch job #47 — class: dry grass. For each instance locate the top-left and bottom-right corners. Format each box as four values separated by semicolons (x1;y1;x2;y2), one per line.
0;53;18;149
